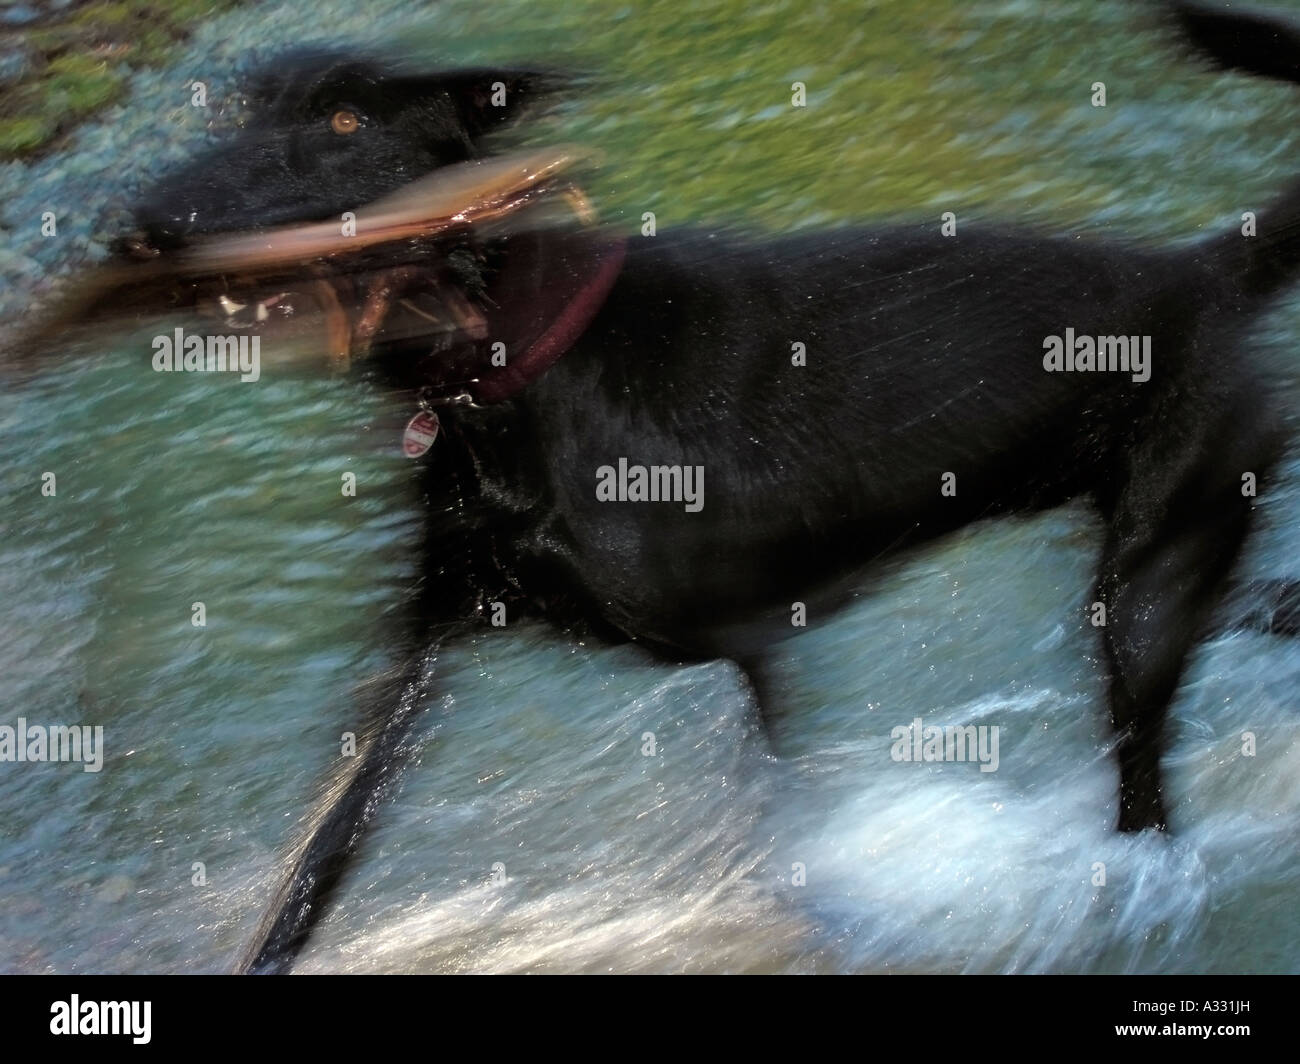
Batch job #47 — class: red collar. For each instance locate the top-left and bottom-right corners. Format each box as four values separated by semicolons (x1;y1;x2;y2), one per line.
466;235;626;404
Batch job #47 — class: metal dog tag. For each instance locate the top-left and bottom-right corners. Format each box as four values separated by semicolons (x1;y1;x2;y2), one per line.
402;409;440;458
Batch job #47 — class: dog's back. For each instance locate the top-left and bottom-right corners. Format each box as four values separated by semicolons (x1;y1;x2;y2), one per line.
456;220;1264;648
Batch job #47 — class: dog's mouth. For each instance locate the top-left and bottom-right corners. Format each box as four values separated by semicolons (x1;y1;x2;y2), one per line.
17;146;597;375
212;291;292;328
190;264;495;374
202;280;356;368
198;287;326;334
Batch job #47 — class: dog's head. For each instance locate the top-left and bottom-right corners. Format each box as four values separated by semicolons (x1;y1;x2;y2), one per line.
8;50;603;391
130;49;556;249
56;48;608;389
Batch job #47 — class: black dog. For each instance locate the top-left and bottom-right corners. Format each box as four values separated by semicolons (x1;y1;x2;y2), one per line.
94;1;1300;972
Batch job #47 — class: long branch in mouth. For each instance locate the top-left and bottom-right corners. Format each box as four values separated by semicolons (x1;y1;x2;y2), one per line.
314;279;353;372
353;267;428;359
183;146;596;278
10;145;598;375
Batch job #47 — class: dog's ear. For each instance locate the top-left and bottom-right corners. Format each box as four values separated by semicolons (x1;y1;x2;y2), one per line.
394;68;566;144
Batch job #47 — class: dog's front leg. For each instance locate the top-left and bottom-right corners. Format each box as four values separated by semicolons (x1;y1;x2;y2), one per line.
235;617;474;974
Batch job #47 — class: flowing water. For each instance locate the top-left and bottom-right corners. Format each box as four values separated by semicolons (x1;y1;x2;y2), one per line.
1;0;1298;973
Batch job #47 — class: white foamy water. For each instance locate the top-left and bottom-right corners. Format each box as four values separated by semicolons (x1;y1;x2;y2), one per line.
1;352;1297;975
288;481;1300;974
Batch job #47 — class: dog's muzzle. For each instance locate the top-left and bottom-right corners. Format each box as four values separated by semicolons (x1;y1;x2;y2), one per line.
19;147;599;376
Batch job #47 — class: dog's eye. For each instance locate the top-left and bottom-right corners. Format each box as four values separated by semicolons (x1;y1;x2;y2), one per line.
330;110;360;135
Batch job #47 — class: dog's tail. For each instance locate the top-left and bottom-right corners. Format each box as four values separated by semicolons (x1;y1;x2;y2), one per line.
1172;1;1300;296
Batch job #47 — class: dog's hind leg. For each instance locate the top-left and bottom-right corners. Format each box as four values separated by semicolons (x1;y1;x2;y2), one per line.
1095;386;1284;832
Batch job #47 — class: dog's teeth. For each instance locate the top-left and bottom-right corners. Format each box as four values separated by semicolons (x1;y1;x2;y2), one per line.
218;294;247;316
255;301;270;322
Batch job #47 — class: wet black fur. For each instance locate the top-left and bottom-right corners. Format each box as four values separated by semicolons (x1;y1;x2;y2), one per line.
124;1;1300;972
